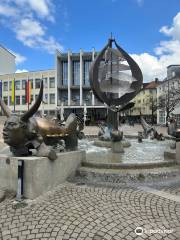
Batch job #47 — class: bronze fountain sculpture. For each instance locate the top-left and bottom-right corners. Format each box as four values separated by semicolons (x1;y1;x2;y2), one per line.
0;81;83;160
89;37;143;144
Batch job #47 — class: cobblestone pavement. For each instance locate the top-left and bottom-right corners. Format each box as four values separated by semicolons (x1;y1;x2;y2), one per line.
0;182;180;240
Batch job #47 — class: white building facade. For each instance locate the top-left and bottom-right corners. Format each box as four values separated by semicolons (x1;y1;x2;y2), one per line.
55;49;106;121
0;49;107;121
157;65;180;125
0;45;16;75
0;69;56;114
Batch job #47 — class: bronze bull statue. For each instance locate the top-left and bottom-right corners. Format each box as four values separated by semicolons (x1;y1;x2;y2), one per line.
0;81;84;160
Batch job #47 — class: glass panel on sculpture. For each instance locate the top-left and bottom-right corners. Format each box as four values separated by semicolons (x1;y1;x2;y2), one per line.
62;61;68;86
99;72;136;96
73;61;80;85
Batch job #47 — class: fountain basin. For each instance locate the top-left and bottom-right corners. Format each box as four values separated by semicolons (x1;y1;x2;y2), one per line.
79;138;173;165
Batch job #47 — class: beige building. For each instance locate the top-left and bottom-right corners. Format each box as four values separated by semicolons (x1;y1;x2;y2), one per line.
0;69;56;114
0;45;16;75
129;80;160;123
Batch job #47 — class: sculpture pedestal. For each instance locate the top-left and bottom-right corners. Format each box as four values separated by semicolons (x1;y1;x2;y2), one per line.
112;141;124;153
176;141;180;164
0;151;85;199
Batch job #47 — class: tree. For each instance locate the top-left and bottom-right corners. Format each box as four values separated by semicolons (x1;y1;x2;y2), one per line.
158;86;180;126
147;96;158;125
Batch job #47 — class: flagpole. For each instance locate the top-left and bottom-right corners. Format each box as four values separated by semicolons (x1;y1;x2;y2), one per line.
28;77;29;110
14;78;15;112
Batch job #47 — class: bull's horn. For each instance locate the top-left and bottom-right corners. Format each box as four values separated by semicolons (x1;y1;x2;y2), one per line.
0;98;11;117
21;80;43;121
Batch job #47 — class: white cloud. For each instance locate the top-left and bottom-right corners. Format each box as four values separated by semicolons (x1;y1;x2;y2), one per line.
136;0;144;7
8;49;27;65
0;0;63;54
130;12;180;82
16;69;28;73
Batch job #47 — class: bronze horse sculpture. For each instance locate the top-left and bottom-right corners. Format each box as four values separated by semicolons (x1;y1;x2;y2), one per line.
0;81;83;160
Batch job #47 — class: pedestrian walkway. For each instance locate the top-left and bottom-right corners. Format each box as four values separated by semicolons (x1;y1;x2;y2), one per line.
0;181;179;240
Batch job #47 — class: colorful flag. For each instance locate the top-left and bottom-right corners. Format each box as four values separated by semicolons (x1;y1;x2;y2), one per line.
11;79;15;103
26;79;31;104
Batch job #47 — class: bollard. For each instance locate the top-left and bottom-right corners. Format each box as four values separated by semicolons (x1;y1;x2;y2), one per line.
16;160;24;201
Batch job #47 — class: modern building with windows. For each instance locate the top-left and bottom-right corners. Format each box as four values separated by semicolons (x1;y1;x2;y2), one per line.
0;49;107;122
55;49;106;121
0;69;56;114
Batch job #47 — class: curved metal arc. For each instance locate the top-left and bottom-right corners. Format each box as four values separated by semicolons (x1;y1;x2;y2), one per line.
89;42;113;105
0;98;11;117
21;80;43;122
90;38;143;107
114;40;143;90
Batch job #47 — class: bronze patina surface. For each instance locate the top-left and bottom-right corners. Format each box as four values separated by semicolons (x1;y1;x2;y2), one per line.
0;81;83;159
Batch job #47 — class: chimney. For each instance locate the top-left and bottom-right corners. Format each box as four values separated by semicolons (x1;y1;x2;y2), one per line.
155;78;158;83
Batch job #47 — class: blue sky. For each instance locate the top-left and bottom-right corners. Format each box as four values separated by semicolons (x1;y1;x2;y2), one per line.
0;0;180;81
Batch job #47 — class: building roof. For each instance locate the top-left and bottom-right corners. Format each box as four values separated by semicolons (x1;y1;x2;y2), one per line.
167;64;180;68
144;81;160;89
0;44;16;58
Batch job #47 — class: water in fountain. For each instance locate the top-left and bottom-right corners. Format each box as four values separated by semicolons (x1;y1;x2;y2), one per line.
78;138;170;164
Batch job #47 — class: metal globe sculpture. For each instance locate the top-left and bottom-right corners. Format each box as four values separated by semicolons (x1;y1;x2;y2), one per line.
89;37;143;137
90;37;143;108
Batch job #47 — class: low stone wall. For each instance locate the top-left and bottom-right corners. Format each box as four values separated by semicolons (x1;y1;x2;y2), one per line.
0;150;85;199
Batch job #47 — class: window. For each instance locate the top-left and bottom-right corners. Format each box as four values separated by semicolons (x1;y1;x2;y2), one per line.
15;96;20;105
72;61;80;85
22;95;26;105
22;80;26;90
15;80;20;90
3;82;8;91
35;78;41;88
62;61;68;86
83;60;91;86
3;96;8;104
9;81;12;91
50;94;55;104
49;77;55;88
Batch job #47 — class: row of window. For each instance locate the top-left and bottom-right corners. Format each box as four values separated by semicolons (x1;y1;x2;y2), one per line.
3;77;55;91
3;93;55;105
61;60;91;86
